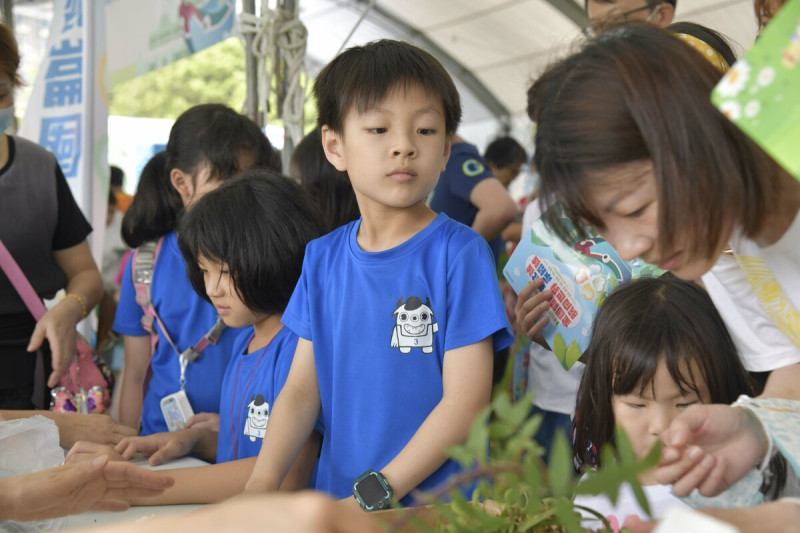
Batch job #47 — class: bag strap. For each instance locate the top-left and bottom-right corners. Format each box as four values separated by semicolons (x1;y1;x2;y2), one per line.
132;238;164;337
131;236;227;363
0;238;91;393
0;239;47;320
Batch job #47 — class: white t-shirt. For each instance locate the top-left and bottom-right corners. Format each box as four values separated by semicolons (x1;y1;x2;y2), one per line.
574;482;690;530
521;201;584;414
527;342;584;414
702;211;800;372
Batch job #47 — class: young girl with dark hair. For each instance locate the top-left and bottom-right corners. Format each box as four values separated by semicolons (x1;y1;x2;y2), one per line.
289;127;360;233
113;104;279;435
120;151;179;249
572;275;787;527
80;172;326;504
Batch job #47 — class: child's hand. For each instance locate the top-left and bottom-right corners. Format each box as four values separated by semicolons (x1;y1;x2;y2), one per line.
185;412;219;431
514;277;552;346
115;429;201;466
65;441;126;465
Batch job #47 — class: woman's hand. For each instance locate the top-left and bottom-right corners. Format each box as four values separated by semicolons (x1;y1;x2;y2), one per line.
35;240;104;387
513;277;552;345
654;404;768;497
51;412;137;448
1;456;173;522
27;298;82;388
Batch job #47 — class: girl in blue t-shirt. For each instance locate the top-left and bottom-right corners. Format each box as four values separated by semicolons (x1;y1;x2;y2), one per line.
109;172;325;503
113;104;280;435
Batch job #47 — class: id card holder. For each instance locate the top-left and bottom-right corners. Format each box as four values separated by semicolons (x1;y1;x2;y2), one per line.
160;389;195;431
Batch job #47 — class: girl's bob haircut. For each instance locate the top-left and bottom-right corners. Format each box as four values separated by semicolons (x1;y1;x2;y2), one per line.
573;274;755;470
177;170;325;316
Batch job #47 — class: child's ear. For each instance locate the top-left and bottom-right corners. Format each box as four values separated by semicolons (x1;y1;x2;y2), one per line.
441;135;453;172
170;168;193;205
321;125;347;172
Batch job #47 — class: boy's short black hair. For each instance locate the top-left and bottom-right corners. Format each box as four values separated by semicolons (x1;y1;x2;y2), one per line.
484;136;527;169
314;39;462;135
177;170;325;316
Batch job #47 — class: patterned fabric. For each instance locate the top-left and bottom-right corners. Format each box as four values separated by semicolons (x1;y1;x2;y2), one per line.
683;468;765;509
683;396;800;509
735;255;800;348
736;396;800;477
674;33;730;72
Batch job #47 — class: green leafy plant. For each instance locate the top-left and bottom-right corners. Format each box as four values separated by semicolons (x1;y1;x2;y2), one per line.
388;391;661;532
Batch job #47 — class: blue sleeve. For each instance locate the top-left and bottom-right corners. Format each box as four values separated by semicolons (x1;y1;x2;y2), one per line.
443;146;494;203
112;252;148;336
281;245;313;341
444;235;514;353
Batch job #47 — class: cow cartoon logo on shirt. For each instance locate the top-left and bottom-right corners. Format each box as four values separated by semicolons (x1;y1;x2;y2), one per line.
390;296;438;354
243;394;269;442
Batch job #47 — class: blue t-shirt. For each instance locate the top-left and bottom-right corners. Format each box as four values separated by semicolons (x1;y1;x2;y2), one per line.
216;326;299;463
113;231;242;435
429;142;503;263
282;213;513;502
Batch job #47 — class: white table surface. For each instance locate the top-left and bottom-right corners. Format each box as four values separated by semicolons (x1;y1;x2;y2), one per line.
65;456;209;530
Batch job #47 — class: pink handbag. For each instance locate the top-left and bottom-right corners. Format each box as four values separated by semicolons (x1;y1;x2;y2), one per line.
0;239;113;414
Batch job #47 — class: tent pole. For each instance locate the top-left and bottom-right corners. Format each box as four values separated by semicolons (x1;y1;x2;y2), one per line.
243;0;261;126
1;0;12;29
279;0;296;173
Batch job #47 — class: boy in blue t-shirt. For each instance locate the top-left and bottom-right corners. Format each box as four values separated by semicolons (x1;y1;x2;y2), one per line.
246;39;513;509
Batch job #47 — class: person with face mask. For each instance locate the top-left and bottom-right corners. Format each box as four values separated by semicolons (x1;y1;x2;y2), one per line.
0;21;103;410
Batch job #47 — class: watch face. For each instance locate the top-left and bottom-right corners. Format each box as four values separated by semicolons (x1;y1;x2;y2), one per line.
358;473;387;505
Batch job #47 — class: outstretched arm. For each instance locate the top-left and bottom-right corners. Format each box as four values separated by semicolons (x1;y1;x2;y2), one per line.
28;240;103;387
0;456;173;522
245;338;321;493
762;363;800;401
69;492;382;533
115;427;218;465
379;336;493;501
0;411;136;448
469;178;517;243
118;334;152;429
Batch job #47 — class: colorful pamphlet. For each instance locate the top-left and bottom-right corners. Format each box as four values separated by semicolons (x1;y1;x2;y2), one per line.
711;0;800;182
503;205;662;370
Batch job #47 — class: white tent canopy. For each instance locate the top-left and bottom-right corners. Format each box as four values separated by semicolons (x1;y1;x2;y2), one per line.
296;0;759;148
8;0;761;152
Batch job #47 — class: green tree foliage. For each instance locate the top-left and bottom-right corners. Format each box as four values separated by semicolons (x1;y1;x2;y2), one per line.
108;36;318;134
109;38;247;119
